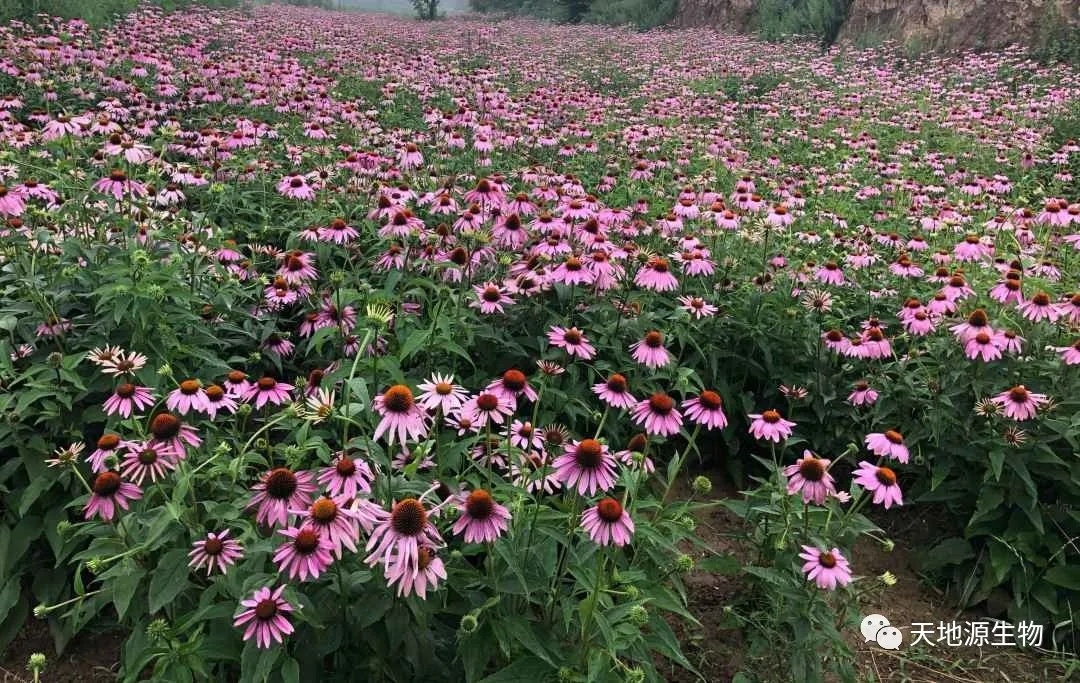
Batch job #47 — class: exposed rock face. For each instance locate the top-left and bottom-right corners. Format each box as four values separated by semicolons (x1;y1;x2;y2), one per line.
672;0;1080;51
840;0;1080;50
671;0;753;31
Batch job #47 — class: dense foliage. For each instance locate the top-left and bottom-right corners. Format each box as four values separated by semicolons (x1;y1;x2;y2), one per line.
0;4;1078;682
468;0;677;31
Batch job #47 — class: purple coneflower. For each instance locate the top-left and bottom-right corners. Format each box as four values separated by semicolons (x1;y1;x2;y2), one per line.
581;498;635;547
318;451;374;498
373;385;428;445
365;497;445;579
547;325;596;360
203;384;239;419
416;373;469;415
552;438;618;495
630;392;684;437
103;383;155;418
386;546;446;599
470;282;515;315
682;390;728;430
592;373;637;410
148;413;201;459
1055;340;1080;365
847;381;879;407
865;430;910;464
233;586;294;648
630;330;673;369
292;495;360;558
853;461;903;509
460;391;515;429
634;257;679;291
783;452;836;505
274;524;335;581
120;440;177;485
991;385;1047;421
188;530;243;575
166;379;209;415
485;369;538;406
798;546;852;590
89;434;124;472
243;376;294;409
747;410;796;442
84;471;142;522
247;467;317;528
452;489;512;543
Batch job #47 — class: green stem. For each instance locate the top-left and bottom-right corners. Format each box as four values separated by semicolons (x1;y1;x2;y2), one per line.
577;550;606;664
660;424;701;505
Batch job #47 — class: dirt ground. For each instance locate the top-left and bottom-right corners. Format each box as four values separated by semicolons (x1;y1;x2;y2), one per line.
673;468;1078;682
1;619;121;683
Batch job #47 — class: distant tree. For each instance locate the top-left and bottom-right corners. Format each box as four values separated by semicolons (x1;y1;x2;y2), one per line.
559;0;589;23
413;0;439;19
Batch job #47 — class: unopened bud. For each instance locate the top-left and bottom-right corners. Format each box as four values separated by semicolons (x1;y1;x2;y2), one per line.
628;605;649;626
459;614;478;634
692;476;712;494
46;352;63;368
880;571;897;587
676;554;694;573
27;653;46;674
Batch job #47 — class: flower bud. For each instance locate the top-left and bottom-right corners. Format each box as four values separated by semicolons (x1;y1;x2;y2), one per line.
46;352;63;369
213;442;232;457
254;438;269;451
880;571;897;587
236;403;252;417
247;352;262;364
676;554;694;573
33;604;48;619
157;363;172;377
881;539;895;553
146;618;170;643
86;558;105;575
56;520;71;536
628;605;649;626
623;585;640;600
27;653;46;673
624;668;645;683
329;270;346;285
692;476;712;494
459;614;478;634
677;515;696;532
557;668;576;683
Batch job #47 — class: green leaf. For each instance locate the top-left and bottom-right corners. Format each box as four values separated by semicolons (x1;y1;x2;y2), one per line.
696;553;740;575
0;577;20;623
500;616;558;667
1044;565;1080;591
919;538;974;571
111;563;146;621
240;639;280;683
644;614;699;676
279;656;300;683
148;549;191;613
478;655;555;683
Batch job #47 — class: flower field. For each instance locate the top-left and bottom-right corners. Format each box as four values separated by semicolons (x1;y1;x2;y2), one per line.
0;4;1079;682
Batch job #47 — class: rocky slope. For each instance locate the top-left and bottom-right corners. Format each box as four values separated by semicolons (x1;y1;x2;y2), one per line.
673;0;1080;50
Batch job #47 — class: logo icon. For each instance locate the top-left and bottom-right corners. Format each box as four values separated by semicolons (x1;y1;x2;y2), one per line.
860;614;903;650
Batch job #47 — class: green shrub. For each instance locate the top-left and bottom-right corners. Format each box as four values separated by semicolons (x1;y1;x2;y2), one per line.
584;0;677;31
1032;3;1080;65
750;0;852;46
